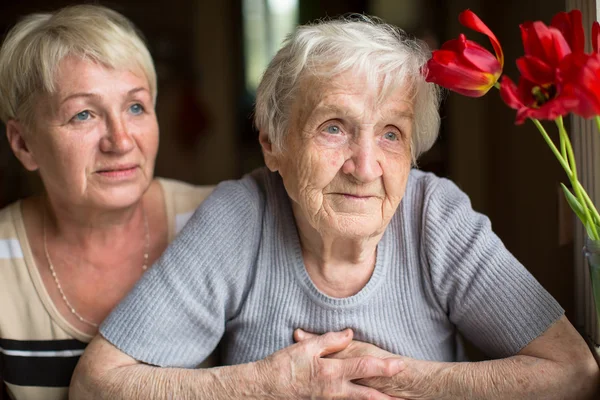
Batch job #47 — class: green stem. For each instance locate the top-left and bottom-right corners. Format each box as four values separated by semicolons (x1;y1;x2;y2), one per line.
493;81;501;90
559;124;567;161
555;117;599;240
556;117;577;177
596;116;600;134
531;119;572;175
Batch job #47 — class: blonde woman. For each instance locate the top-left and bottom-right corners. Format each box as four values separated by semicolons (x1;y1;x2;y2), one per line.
0;5;213;399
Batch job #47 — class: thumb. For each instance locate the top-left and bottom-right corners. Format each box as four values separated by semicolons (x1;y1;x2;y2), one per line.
310;329;354;357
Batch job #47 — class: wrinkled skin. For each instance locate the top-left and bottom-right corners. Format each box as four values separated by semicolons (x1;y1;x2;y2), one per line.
70;330;406;400
294;329;413;399
294;320;600;400
260;71;415;297
255;329;407;399
262;71;414;243
7;56;159;212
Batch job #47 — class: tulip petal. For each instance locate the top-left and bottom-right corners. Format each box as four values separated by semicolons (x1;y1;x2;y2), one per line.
549;27;572;60
439;35;466;53
500;75;574;125
516;55;555;85
560;52;600;118
515;77;538;105
442;35;501;73
462;42;502;74
521;22;571;67
527;95;574;121
426;54;496;97
513;95;573;124
593;21;600;54
426;56;491;87
459;9;504;67
551;10;585;54
521;21;549;61
499;76;524;110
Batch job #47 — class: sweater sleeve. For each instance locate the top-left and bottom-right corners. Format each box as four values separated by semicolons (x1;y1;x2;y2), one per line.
422;175;564;359
100;177;263;368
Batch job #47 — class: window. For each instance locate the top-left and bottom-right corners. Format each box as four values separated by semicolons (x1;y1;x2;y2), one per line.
242;0;299;92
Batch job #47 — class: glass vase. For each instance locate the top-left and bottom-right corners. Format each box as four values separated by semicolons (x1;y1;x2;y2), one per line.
584;237;600;328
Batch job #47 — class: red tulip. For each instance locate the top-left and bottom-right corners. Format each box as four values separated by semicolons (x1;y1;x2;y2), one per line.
500;13;583;124
499;75;578;124
560;52;600;118
425;10;503;97
551;10;585;54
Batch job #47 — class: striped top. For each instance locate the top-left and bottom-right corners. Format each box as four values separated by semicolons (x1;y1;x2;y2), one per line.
0;178;213;400
102;168;565;368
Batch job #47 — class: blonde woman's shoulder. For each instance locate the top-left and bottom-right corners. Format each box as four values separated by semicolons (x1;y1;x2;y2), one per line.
155;177;216;236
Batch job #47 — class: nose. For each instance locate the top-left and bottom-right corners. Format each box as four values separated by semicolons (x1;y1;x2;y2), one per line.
342;136;383;183
100;114;135;154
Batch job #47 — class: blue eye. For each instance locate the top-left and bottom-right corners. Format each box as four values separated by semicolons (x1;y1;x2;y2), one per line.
384;131;398;141
73;110;91;121
129;103;144;115
325;125;341;134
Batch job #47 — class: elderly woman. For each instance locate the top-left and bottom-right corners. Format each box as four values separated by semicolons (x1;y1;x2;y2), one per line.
0;5;214;400
72;16;599;399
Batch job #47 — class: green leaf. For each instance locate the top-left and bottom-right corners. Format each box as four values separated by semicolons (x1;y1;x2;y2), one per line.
561;183;586;222
561;184;600;239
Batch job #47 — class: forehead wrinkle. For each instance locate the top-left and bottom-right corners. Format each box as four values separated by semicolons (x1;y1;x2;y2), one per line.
311;97;414;130
307;92;373;123
310;101;363;121
294;74;416;138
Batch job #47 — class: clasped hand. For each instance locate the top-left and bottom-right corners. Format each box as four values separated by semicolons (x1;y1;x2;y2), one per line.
253;328;417;399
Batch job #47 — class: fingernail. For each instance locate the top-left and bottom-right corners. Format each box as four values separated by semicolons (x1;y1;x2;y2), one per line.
394;359;405;370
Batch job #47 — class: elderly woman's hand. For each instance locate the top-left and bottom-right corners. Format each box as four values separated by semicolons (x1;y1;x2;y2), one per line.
256;328;406;399
295;329;398;360
294;329;437;400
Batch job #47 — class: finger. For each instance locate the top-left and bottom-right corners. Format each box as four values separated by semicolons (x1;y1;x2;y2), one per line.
347;382;400;400
335;356;405;381
293;328;318;342
307;329;354;357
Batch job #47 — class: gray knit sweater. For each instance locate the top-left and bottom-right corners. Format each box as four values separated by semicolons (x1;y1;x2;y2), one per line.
101;167;564;368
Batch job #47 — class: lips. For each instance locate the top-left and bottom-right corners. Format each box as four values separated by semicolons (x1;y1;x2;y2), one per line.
332;192;379;199
96;164;138;173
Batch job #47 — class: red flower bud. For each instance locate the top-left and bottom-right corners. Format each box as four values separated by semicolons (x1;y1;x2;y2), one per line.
425;10;503;97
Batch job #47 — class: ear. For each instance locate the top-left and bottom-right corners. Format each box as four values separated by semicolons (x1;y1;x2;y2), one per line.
6;120;39;171
259;130;279;172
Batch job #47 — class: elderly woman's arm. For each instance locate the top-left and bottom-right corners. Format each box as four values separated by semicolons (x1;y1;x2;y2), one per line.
70;331;405;400
298;316;599;399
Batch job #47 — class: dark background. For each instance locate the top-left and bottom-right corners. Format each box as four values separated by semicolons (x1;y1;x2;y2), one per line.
0;0;575;341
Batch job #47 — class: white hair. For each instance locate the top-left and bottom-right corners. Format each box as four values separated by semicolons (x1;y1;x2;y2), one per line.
0;4;157;126
254;15;442;163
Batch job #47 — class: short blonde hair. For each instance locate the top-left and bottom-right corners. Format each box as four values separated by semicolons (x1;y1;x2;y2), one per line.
0;4;157;125
255;16;441;163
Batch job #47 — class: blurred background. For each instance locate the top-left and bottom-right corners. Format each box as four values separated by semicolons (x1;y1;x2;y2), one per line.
0;0;575;333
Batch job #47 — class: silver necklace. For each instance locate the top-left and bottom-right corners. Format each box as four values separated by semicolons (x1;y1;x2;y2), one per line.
42;206;150;328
